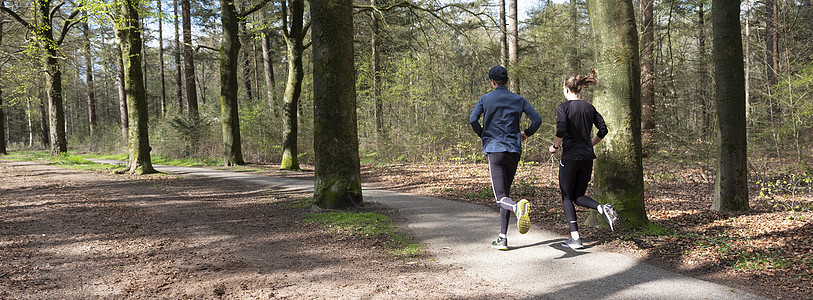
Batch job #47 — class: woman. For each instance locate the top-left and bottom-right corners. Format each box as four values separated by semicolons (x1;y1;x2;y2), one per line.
549;69;619;249
470;65;542;250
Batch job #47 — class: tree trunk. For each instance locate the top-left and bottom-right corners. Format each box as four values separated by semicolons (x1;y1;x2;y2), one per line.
0;8;5;155
587;0;647;229
499;0;506;67
36;1;67;154
174;0;183;114
765;0;780;122
261;31;276;114
38;92;50;147
640;0;655;144
698;3;712;136
569;0;579;73
371;0;383;136
311;0;362;209
158;0;166;117
766;0;778;87
711;0;748;211
83;11;97;139
280;0;306;171
507;0;518;94
239;2;253;103
116;40;129;142
119;0;156;174
220;0;245;166
182;0;199;123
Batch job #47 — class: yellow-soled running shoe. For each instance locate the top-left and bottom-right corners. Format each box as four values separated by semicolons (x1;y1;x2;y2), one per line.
516;199;530;234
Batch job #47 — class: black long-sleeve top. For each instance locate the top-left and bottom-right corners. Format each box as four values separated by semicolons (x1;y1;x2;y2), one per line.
555;100;608;160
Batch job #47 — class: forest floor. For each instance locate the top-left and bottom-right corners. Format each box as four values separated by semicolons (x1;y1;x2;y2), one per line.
1;157;811;299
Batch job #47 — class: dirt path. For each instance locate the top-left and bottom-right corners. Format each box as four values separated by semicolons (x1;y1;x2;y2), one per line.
0;160;512;299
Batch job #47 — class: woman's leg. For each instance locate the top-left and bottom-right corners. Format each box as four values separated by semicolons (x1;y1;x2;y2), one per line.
572;160;600;210
559;160;579;232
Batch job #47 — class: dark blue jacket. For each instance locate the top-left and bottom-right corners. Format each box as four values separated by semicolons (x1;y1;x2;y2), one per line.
470;86;542;155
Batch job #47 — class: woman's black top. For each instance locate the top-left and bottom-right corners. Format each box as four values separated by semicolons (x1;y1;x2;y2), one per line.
555;100;608;160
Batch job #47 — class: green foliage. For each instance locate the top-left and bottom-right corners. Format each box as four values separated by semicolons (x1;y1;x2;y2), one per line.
756;172;813;212
464;186;492;202
305;211;422;257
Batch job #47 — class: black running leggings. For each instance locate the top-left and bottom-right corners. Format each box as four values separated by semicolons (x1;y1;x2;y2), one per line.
559;159;600;232
488;152;520;235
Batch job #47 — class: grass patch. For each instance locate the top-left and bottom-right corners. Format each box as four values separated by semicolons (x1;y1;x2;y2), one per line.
305;211;422;258
287;197;312;209
2;150;123;172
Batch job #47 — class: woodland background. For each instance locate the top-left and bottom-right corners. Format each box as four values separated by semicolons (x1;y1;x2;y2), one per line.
0;0;811;181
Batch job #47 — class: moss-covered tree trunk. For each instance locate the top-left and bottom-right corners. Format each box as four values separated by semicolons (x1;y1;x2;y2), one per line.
280;0;305;171
311;0;362;209
35;1;67;154
587;0;647;229
219;0;245;166
119;0;155;175
711;0;748;211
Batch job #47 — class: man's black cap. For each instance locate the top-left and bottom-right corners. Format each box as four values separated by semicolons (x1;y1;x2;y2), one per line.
488;65;508;81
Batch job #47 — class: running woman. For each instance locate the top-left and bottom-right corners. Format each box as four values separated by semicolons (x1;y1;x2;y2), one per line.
470;65;542;250
549;69;619;250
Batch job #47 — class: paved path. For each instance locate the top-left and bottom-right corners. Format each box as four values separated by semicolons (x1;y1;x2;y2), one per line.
91;160;765;299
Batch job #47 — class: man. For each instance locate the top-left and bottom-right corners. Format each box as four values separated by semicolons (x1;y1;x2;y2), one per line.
470;65;542;250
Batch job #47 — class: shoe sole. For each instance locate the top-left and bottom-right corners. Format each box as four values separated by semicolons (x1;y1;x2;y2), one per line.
517;199;530;234
492;244;508;251
602;205;619;231
560;242;584;249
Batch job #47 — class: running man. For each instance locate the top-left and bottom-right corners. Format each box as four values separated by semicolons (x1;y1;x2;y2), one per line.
470;65;542;250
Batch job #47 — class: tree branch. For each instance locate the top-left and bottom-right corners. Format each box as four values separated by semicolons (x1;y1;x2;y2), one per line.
195;44;218;52
56;7;83;45
51;2;66;22
0;6;33;31
240;0;271;18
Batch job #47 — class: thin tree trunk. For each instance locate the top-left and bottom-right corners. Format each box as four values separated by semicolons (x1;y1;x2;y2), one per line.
220;0;245;166
83;11;97;139
587;0;647;229
182;0;199;123
312;0;362;209
508;0;519;94
711;0;748;211
371;0;382;136
640;0;655;144
499;0;506;67
766;0;778;87
240;1;253;102
116;42;129;142
569;0;579;73
0;6;6;155
261;31;276;114
280;0;306;171
698;3;712;136
174;0;183;114
38;91;50;147
119;0;156;174
158;0;166;117
745;0;751;120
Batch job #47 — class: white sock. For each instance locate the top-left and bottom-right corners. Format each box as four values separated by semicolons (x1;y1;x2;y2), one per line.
499;233;507;238
570;231;580;240
596;204;604;215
